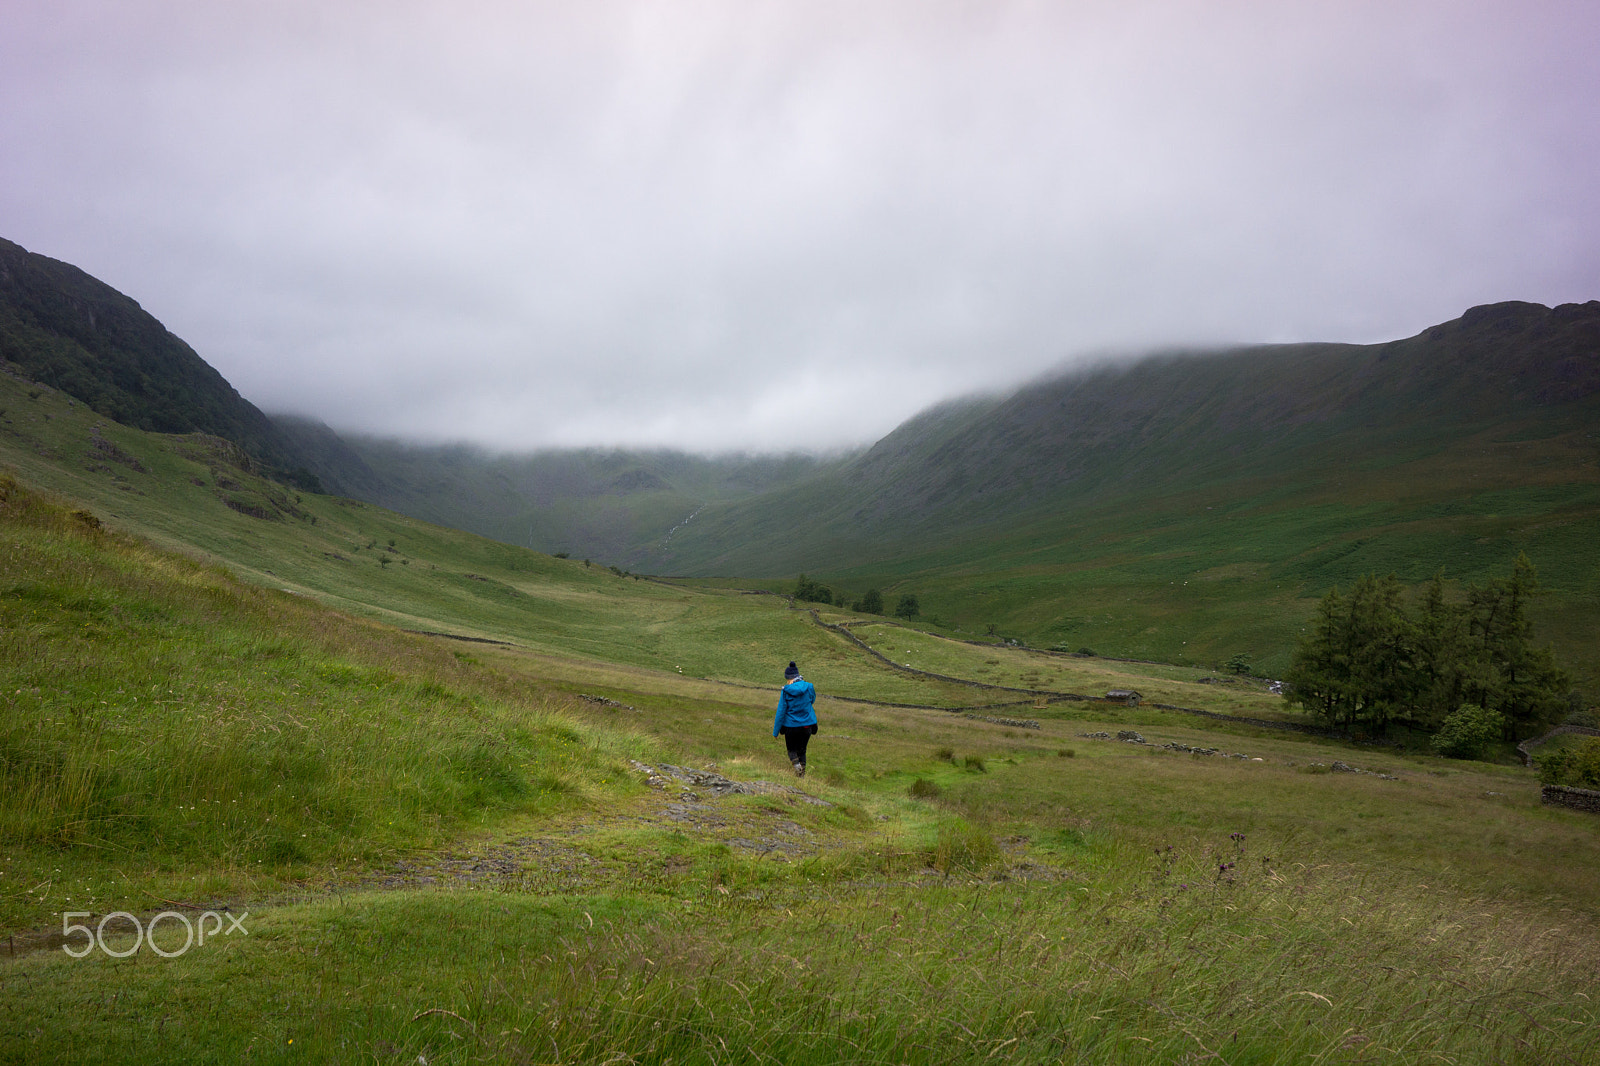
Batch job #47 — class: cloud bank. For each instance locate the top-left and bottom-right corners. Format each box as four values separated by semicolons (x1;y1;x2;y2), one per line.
3;0;1597;451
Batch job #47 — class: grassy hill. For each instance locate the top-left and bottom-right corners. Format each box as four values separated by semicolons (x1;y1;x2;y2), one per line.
0;237;316;486
304;302;1600;688
643;302;1600;684
4;368;1600;1062
271;416;831;565
5;235;1590;689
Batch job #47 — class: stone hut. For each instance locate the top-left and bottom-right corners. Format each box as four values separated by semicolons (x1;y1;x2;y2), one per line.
1106;689;1142;706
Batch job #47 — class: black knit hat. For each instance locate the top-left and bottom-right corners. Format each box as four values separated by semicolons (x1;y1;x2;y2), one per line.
784;661;799;679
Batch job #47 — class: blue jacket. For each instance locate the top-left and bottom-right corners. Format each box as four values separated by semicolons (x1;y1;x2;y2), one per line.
774;677;817;736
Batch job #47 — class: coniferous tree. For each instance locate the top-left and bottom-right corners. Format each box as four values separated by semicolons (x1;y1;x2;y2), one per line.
1283;586;1350;726
1283;556;1568;741
1410;572;1468;731
793;574;834;605
853;588;884;614
1342;574;1412;735
1463;554;1568;738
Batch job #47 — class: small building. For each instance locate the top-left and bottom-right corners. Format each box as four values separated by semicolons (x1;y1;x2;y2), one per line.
1105;689;1142;706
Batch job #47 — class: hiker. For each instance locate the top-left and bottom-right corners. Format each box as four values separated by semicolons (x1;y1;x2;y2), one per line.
773;660;818;777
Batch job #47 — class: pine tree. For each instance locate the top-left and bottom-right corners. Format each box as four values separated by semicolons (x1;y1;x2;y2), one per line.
1465;554;1568;738
853;588;884;614
1284;556;1570;742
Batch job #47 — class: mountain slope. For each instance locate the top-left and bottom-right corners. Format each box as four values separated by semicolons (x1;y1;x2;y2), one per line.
645;300;1600;576
273;420;835;563
0;236;314;483
3;236;1592;684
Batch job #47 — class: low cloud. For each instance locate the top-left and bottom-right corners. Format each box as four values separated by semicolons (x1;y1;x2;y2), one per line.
3;0;1596;452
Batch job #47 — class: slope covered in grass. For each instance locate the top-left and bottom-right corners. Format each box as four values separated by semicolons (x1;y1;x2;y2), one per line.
649;300;1600;578
2;330;1598;1062
3;452;1600;1062
0;238;309;478
0;367;1077;710
4;237;1594;702
0;471;644;931
278;301;1600;689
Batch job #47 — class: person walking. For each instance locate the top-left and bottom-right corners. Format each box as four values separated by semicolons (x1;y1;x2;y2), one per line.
773;660;818;777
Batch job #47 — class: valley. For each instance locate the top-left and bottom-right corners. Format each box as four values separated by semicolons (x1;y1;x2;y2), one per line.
3;364;1599;1063
2;241;1598;1063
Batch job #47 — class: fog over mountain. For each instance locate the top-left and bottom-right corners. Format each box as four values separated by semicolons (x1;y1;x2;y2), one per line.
4;1;1598;452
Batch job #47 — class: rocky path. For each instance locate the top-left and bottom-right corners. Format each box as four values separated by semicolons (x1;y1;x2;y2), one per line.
353;762;840;896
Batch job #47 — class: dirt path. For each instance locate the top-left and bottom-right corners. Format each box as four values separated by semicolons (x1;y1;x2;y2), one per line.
0;762;841;963
353;762;841;896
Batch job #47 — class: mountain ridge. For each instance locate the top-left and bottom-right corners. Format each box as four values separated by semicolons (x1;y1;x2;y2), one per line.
2;234;1593;681
625;299;1599;576
0;236;318;487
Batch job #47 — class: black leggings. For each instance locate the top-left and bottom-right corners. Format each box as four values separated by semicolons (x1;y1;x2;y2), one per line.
781;726;812;764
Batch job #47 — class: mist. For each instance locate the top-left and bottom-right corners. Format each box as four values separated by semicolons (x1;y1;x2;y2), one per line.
3;0;1596;453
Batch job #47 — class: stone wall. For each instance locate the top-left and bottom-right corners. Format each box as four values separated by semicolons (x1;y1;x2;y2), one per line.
1518;724;1600;767
1542;785;1600;814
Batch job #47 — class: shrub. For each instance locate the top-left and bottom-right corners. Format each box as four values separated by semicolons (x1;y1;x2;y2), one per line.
963;754;987;773
852;588;883;614
1431;703;1504;760
1539;737;1600;788
933;746;955;762
793;574;834;605
1057;748;1075;758
907;777;942;800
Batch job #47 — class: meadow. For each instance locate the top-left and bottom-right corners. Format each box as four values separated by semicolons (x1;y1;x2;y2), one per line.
2;378;1599;1063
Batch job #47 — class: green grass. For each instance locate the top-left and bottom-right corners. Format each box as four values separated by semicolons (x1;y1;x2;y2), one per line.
5;392;1600;1062
829;458;1600;690
0;373;1046;709
669;409;1600;694
0;472;648;930
11;841;1597;1064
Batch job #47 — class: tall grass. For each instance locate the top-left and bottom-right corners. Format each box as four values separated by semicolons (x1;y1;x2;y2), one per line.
460;831;1598;1065
16;835;1596;1064
0;474;642;925
4;459;1600;1064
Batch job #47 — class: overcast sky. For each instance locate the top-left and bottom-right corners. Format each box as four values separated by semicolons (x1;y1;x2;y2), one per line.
3;1;1597;453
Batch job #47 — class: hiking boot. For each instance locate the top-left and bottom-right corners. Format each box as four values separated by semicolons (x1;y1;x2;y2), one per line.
795;761;806;778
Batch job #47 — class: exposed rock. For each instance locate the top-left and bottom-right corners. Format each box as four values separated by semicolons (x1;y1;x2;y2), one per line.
1329;760;1398;780
582;694;637;710
963;713;1040;729
630;762;832;807
1164;742;1222;756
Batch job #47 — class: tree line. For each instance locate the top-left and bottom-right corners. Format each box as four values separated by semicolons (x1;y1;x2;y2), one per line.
793;574;919;618
1283;554;1570;744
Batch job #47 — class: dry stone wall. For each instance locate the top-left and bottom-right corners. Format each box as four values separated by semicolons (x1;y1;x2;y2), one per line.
1542;785;1600;814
